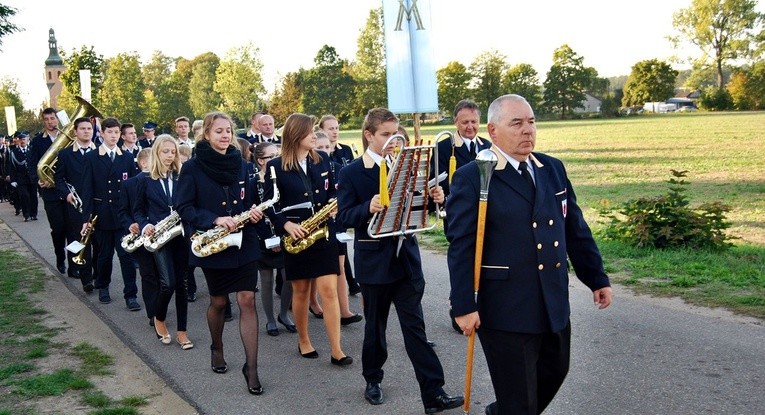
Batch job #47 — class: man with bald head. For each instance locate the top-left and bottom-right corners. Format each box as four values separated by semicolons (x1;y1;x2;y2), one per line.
256;114;281;144
446;94;612;415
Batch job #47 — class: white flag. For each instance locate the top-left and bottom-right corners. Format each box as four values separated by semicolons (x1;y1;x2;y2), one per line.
382;0;438;114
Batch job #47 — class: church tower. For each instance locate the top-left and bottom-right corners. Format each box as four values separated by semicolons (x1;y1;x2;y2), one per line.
44;28;66;108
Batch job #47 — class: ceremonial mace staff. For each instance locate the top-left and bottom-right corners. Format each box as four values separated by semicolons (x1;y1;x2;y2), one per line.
464;149;498;414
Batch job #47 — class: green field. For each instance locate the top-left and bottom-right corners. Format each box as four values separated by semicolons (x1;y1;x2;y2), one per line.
339;112;765;317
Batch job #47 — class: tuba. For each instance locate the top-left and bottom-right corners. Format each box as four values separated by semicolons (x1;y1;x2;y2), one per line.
37;96;102;188
144;210;184;252
282;198;337;254
191;167;280;258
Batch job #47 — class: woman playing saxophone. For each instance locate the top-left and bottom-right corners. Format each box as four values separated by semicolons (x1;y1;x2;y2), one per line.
262;113;352;367
134;135;192;350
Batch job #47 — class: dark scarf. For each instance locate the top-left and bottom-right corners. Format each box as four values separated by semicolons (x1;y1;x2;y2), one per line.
194;140;242;185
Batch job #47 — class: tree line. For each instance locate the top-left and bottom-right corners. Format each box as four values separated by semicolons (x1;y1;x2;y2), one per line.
1;2;764;135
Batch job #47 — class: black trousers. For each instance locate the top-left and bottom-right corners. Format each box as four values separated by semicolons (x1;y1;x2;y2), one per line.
152;237;188;331
360;277;445;403
43;198;69;266
478;322;571;415
16;183;37;219
132;247;159;320
93;229;138;299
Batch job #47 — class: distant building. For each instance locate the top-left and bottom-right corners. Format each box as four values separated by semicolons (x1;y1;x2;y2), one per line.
44;28;66;109
573;93;603;113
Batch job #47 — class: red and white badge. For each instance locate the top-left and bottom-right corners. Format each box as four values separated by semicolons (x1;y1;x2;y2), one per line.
324;178;329;191
561;199;568;218
122;172;128;180
240;188;245;200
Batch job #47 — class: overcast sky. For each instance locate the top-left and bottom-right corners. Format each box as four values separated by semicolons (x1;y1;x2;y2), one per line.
2;0;754;109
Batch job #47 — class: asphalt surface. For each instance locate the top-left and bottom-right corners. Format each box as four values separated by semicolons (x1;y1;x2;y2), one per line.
2;198;764;415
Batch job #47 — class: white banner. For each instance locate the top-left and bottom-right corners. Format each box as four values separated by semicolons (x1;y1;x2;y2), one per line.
4;106;17;135
79;69;92;102
382;0;438;114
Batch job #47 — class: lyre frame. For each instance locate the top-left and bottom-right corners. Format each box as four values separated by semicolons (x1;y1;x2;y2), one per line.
367;133;441;238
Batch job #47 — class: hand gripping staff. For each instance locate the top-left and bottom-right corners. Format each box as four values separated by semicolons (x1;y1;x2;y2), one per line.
463;149;498;414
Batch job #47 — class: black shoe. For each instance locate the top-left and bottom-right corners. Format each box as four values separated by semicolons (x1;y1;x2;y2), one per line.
31;216;38;221
210;345;228;374
126;298;142;311
15;211;19;216
266;323;279;336
83;282;94;293
340;313;363;326
484;402;497;415
149;317;155;327
330;355;353;366
449;308;462;334
23;217;29;222
187;292;196;302
427;340;436;347
56;263;66;274
424;393;464;414
298;345;318;359
365;382;383;405
348;284;362;296
277;316;297;333
98;289;111;304
309;306;323;319
242;364;263;395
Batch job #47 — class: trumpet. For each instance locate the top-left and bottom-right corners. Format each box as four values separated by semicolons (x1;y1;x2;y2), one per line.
66;182;83;213
191;167;280;258
73;215;97;265
121;232;143;253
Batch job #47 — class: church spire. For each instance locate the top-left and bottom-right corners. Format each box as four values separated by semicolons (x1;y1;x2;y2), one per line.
45;28;63;66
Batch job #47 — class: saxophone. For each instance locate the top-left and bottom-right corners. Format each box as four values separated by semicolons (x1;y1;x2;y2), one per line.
283;198;338;254
191;167;280;258
121;232;144;253
144;210;183;252
73;215;98;265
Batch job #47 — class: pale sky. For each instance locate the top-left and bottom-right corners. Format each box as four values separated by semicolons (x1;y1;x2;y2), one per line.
0;0;747;110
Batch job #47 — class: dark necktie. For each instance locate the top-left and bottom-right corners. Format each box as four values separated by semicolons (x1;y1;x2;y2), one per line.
109;151;115;162
162;176;173;206
519;161;535;193
468;141;476;158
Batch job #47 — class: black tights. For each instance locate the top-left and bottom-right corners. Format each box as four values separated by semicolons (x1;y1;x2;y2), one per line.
208;291;260;388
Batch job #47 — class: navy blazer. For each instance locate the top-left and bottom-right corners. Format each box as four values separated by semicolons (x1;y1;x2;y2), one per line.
10;147;32;185
54;144;96;221
135;173;179;230
118;172;146;232
329;143;355;167
430;133;491;198
446;149;610;334
337;153;424;285
176;157;260;269
137;137;155;149
263;151;336;236
80;145;139;230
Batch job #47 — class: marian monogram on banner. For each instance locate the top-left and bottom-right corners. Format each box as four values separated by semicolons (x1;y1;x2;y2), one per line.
382;0;438;114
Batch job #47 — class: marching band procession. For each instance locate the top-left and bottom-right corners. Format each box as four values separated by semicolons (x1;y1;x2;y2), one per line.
0;93;612;415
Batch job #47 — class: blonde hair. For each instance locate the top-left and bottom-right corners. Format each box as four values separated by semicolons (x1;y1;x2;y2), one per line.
280;113;320;171
149;134;181;180
177;144;192;160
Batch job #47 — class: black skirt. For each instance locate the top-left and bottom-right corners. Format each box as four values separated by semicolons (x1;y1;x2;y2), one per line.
284;238;339;281
202;261;259;296
257;247;285;270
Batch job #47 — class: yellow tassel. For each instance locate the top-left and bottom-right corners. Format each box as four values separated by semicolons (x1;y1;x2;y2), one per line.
379;160;389;207
448;155;457;185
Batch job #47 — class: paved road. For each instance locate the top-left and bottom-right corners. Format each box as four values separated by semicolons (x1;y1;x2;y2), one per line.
2;199;764;414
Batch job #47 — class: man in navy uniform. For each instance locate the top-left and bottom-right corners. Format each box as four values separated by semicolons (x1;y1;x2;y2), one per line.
10;131;37;222
54;117;97;290
29;108;71;273
337;108;464;414
80;117;139;306
238;112;264;144
256;114;281;144
137;121;157;148
447;94;612;415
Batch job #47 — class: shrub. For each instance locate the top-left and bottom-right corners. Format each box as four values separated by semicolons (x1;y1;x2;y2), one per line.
598;170;733;251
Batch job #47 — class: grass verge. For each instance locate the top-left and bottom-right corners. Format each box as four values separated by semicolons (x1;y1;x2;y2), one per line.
0;250;150;414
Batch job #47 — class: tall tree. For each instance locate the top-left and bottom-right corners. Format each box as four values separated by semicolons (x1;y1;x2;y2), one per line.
0;77;23;133
622;59;679;107
0;4;20;49
437;61;472;115
727;61;765;109
58;46;105;112
97;53;146;124
142;50;173;99
542;44;594;118
269;71;303;124
187;53;221;120
351;8;387;116
470;50;508;115
157;68;194;128
502;63;542;111
301;45;355;120
670;0;763;89
214;42;265;126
